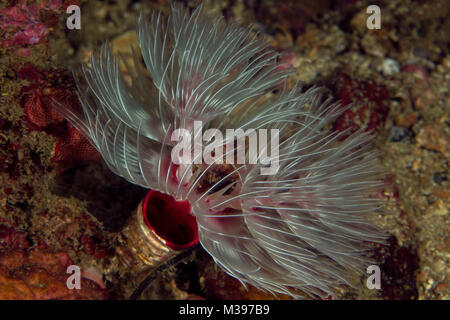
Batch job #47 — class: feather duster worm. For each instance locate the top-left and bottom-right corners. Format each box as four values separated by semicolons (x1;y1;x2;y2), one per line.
56;4;386;298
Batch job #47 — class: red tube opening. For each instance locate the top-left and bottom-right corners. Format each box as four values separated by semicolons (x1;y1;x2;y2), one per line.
142;190;199;250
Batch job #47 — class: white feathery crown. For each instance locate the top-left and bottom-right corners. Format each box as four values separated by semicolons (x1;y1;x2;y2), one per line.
57;4;386;298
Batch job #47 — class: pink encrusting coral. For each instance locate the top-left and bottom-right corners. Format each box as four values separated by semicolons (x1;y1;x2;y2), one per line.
18;63;100;170
55;4;387;298
0;0;63;47
0;223;107;299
